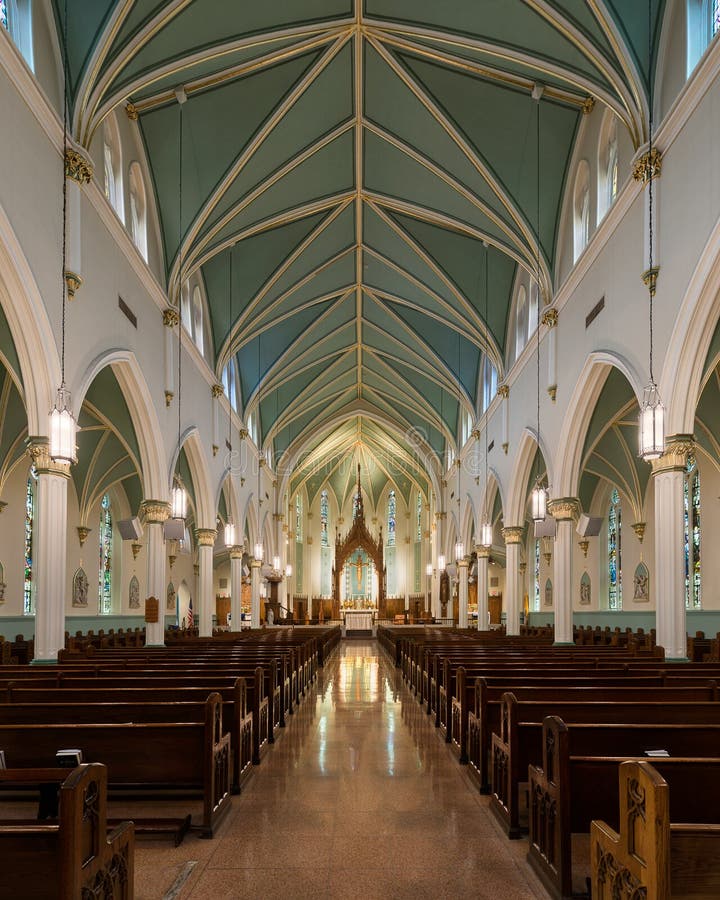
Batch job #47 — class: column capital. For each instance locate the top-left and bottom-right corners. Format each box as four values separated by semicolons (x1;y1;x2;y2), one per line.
632;522;646;543
632;147;662;184
211;383;224;399
26;437;71;478
502;525;524;545
541;307;558;328
435;511;446;521
650;434;695;475
475;545;490;559
195;528;217;547
139;499;170;525
548;497;581;522
458;557;470;568
162;307;179;328
64;148;93;184
497;384;509;399
229;545;244;560
250;557;262;569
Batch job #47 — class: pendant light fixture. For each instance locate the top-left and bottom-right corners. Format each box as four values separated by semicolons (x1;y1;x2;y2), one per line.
172;87;188;522
638;0;665;461
224;246;237;548
438;554;446;572
49;0;78;465
480;242;493;549
455;541;465;561
530;85;547;523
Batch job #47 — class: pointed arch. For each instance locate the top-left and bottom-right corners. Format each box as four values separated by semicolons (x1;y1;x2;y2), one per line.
507;428;553;526
169;428;215;530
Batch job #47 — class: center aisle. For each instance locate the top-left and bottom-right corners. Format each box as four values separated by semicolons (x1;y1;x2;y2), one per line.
156;640;546;899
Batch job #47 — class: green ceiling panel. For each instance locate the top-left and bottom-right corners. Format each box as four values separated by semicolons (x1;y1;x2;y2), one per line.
0;367;28;487
581;367;635;461
52;0;116;100
579;470;600;513
84;366;142;467
397;52;579;262
140;49;323;269
0;304;22;390
176;447;197;515
603;0;666;92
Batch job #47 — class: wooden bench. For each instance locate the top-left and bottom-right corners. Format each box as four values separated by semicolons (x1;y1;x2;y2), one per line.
591;760;720;899
0;763;134;899
528;715;720;898
0;691;232;837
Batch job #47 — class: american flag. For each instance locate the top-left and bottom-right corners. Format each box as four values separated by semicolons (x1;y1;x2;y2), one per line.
187;597;194;628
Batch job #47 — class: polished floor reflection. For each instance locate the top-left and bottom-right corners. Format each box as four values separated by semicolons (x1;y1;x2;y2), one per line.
135;641;546;899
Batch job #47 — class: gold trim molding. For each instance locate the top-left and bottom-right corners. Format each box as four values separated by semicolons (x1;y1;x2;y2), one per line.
632;148;662;184
164;390;174;407
641;266;660;296
632;522;646;543
548;497;581;522
541;308;558;328
195;528;217;547
65;271;82;300
582;96;595;115
502;526;524;545
77;526;90;546
125;102;139;121
26;438;71;478
650;434;695;475
64;149;93;184
162;308;179;328
498;384;509;399
211;383;224;399
139;499;171;525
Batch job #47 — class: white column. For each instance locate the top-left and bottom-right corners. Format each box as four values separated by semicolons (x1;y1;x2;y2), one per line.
195;528;217;638
502;526;523;635
549;498;579;646
140;501;170;647
229;546;243;632
652;438;692;661
458;558;469;628
250;558;262;628
162;309;178;407
476;547;489;632
29;442;69;663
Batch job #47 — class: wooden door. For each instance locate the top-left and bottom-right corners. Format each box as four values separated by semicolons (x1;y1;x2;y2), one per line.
489;594;502;625
216;596;230;627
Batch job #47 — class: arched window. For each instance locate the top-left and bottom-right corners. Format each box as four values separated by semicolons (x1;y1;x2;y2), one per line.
387;490;396;547
1;1;33;69
416;492;423;542
295;495;303;542
0;2;7;29
715;0;720;35
684;455;701;609
128;162;148;261
180;284;192;333
247;412;259;447
23;472;34;615
608;487;622;610
98;494;113;614
527;281;539;337
687;1;720;75
573;161;590;262
102;118;124;220
192;286;204;355
320;489;329;546
222;361;238;412
514;285;527;361
598;112;619;222
480;355;498;413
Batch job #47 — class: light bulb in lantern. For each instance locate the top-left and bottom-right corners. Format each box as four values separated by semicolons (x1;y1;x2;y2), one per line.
273;555;281;571
438;554;446;572
254;542;264;561
480;521;493;548
49;386;77;464
224;521;237;548
171;483;187;520
638;382;665;461
455;541;465;561
426;563;433;577
531;482;547;523
285;563;293;578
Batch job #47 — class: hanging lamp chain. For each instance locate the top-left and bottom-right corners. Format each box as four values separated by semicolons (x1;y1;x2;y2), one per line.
647;0;655;385
535;88;542;487
177;101;184;455
60;0;69;387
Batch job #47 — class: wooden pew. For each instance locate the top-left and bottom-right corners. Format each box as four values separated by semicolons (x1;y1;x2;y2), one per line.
591;760;720;899
0;692;232;837
0;763;134;899
528;715;720;898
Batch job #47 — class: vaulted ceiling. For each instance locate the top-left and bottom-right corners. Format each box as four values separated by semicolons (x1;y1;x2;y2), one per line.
59;0;664;474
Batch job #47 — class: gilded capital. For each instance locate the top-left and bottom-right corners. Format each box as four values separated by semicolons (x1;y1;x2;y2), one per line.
229;545;244;560
64;149;93;184
548;497;581;522
471;427;481;441
139;499;171;525
650;434;695;475
476;546;490;559
502;525;524;545
77;526;90;546
632;147;662;184
164;390;174;407
26;437;71;478
641;266;660;297
195;528;217;547
65;271;82;300
541;307;558;328
250;557;262;567
582;96;595;115
125;102;139;121
211;383;224;399
632;522;646;543
162;308;179;328
498;384;509;399
238;428;248;440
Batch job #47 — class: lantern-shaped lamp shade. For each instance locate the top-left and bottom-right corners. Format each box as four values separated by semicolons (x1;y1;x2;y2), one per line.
480;521;493;548
224;521;237;548
171;483;187;520
531;482;547;523
638;382;665;461
455;541;465;561
285;563;293;578
438;554;446;572
273;555;281;571
49;387;77;464
426;563;433;577
254;541;264;561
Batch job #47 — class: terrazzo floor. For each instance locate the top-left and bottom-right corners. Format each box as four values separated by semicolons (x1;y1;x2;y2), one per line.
135;640;547;899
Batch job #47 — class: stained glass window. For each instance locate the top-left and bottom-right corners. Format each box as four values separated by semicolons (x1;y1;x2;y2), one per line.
415;493;423;542
608;488;622;610
386;490;396;547
714;0;720;37
534;538;540;612
23;473;34;615
353;490;361;520
98;494;112;614
320;489;329;547
0;1;8;30
684;456;701;609
295;494;303;541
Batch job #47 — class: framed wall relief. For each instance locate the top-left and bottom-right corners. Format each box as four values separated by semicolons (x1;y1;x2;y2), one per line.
128;575;140;609
580;571;591;605
633;562;649;601
167;581;176;611
72;568;89;607
544;578;552;607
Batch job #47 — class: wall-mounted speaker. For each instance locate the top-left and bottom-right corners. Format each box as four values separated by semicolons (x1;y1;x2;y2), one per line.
577;514;603;537
163;519;185;541
534;518;557;538
117;517;142;540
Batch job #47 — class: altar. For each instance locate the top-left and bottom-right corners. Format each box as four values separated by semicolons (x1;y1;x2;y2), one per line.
343;610;374;632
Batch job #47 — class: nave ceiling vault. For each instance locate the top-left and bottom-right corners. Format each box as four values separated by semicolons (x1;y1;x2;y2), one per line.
55;0;664;471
